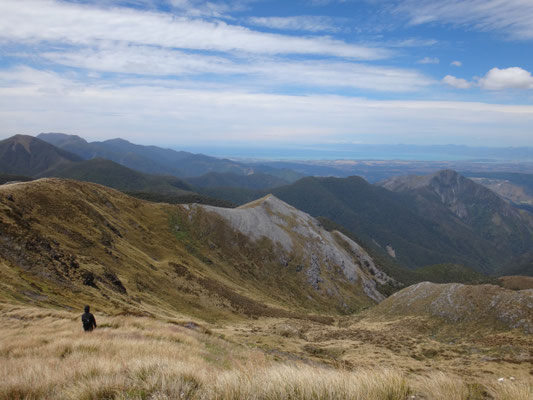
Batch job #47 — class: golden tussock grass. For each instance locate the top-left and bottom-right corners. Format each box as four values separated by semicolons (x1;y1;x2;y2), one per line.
1;304;531;400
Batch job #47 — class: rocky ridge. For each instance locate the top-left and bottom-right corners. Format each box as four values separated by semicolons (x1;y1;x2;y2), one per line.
197;194;394;302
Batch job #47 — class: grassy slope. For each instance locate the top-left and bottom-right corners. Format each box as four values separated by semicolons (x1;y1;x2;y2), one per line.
1;304;531;400
0;178;376;321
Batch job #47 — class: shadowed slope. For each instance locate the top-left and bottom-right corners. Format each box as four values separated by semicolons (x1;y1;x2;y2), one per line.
0;135;82;176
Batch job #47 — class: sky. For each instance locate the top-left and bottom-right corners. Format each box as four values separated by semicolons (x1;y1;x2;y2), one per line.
0;0;533;148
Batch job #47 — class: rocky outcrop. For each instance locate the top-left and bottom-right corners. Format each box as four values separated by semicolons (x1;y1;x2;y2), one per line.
374;282;533;333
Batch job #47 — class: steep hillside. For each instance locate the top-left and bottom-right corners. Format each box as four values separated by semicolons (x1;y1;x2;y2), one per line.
186;171;289;190
266;176;487;270
38;133;253;178
0;135;81;176
372;282;533;333
500;252;533;277
0;179;392;319
378;170;533;271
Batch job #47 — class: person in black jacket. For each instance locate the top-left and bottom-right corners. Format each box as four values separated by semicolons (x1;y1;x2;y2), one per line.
81;305;97;332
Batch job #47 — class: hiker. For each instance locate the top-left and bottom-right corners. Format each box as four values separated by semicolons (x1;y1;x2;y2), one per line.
81;305;97;332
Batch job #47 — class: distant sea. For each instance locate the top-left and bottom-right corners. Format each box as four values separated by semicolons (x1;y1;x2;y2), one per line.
175;144;533;162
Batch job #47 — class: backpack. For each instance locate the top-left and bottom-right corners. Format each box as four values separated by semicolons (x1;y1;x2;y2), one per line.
82;313;93;330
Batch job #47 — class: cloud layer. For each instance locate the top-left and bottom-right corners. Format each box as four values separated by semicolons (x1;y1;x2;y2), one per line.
2;66;533;146
0;0;532;146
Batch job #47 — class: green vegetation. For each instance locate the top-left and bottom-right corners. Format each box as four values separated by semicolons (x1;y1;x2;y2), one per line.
318;217;487;286
186;171;289;190
0;173;32;185
125;191;235;208
46;158;193;194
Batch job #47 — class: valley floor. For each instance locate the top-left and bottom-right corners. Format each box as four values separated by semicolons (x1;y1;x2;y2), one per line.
1;304;531;400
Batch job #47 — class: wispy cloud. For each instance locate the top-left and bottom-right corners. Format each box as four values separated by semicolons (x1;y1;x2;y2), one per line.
451;60;462;67
0;0;388;60
247;16;342;33
39;44;434;92
395;0;533;40
417;57;440;64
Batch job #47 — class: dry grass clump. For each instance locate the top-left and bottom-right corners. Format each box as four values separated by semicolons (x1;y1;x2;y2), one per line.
211;365;410;400
488;381;533;400
413;372;482;400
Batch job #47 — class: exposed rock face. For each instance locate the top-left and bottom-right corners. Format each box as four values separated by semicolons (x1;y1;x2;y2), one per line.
379;170;517;221
374;282;533;333
198;195;395;302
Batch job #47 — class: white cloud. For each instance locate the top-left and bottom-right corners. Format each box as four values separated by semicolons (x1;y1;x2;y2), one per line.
0;0;388;60
247;16;341;32
1;66;533;146
442;75;473;89
417;57;439;64
39;44;434;92
451;61;462;67
395;0;533;40
443;67;533;90
478;67;533;90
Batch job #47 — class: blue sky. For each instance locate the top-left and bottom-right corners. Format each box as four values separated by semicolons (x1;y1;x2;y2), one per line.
0;0;532;147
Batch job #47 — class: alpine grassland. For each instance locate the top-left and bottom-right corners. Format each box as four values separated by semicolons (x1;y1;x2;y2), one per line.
2;304;531;400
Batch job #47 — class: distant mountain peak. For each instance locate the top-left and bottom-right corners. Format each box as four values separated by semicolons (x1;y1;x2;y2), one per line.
0;135;82;177
38;133;89;146
8;134;34;151
103;138;131;145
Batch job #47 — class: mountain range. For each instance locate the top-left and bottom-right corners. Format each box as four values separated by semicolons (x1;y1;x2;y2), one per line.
2;133;533;277
38;133;254;178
